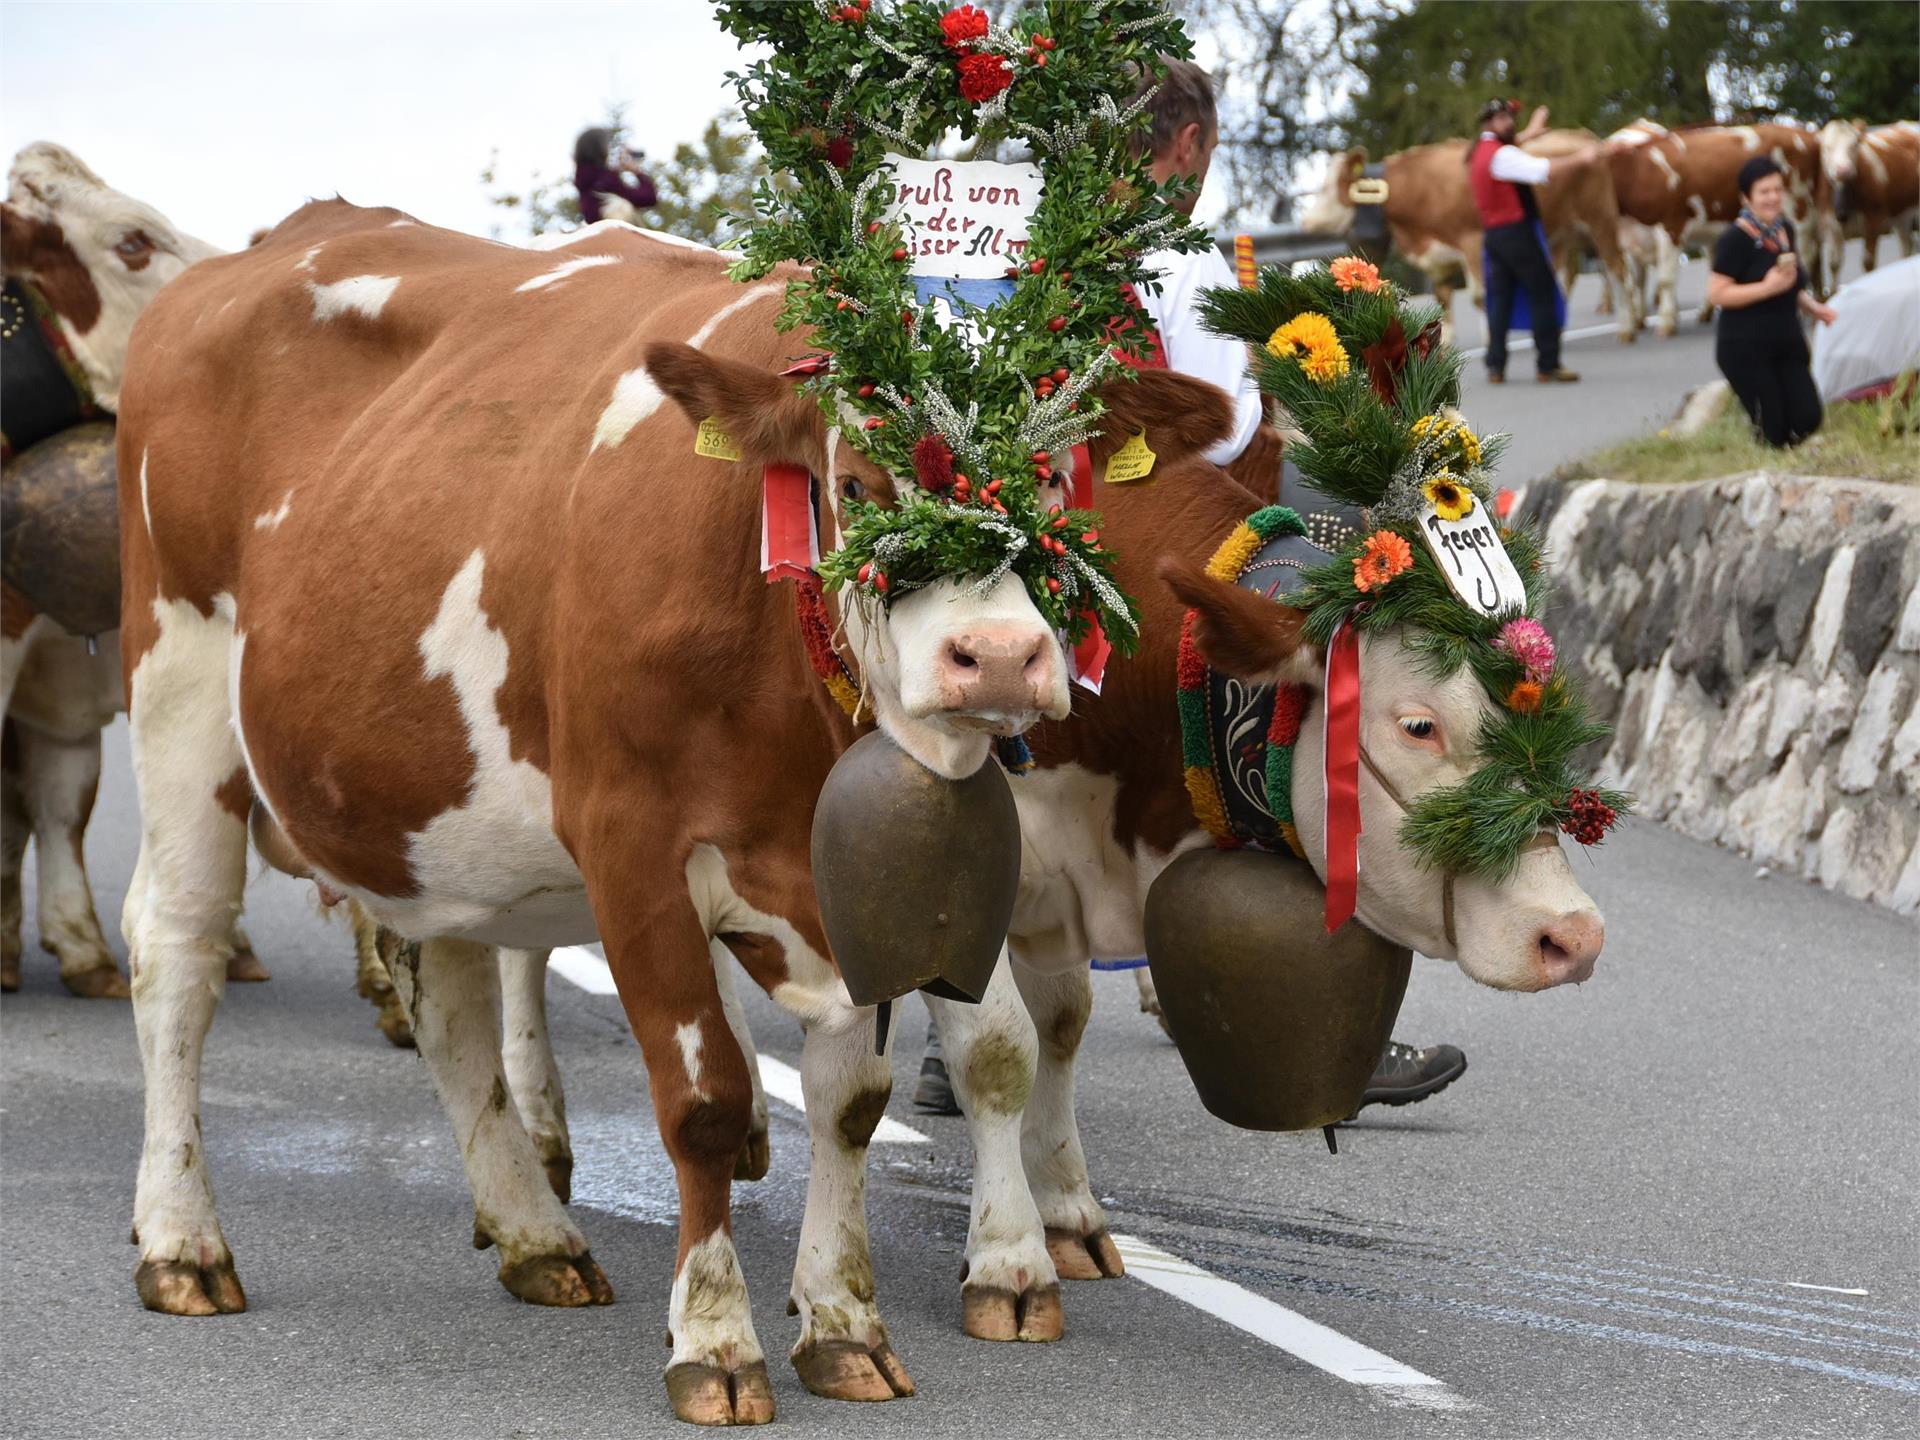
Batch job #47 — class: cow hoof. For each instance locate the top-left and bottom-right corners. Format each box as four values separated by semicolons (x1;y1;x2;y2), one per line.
1;954;19;992
226;948;271;982
135;1257;247;1315
734;1127;770;1183
665;1359;775;1426
1045;1226;1126;1281
1656;322;1677;338
60;962;130;999
962;1282;1063;1342
375;1000;416;1049
1617;331;1637;345
499;1250;614;1306
543;1153;574;1204
792;1338;915;1401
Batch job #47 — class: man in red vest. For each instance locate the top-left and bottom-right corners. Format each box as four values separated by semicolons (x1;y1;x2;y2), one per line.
1470;98;1604;384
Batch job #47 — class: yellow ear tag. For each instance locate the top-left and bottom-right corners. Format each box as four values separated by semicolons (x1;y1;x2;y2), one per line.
1104;429;1157;485
695;416;743;462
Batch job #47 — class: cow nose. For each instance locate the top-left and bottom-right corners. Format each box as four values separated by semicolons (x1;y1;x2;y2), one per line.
940;627;1055;713
1535;910;1604;986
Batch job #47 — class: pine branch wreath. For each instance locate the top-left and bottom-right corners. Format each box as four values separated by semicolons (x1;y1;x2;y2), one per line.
716;0;1209;650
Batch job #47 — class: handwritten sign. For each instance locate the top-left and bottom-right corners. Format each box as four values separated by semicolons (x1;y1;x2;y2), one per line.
886;155;1042;351
1417;501;1528;616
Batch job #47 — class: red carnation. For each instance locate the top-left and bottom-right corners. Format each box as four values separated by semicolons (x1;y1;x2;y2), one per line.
957;51;1013;103
825;134;854;172
912;433;955;493
939;4;990;49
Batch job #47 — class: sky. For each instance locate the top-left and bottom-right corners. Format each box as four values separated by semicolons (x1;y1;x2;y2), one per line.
2;1;1239;253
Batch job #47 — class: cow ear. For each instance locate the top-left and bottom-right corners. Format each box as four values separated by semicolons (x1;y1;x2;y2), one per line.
1087;370;1234;477
1160;555;1318;684
643;341;821;467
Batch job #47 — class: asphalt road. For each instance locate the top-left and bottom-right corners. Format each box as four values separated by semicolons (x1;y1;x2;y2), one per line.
4;237;1914;1440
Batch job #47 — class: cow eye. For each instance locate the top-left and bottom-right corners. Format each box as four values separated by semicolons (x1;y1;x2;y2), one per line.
1398;716;1439;744
114;232;153;258
837;475;864;502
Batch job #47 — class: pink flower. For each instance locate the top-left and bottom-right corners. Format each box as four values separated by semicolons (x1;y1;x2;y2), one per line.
1495;617;1555;682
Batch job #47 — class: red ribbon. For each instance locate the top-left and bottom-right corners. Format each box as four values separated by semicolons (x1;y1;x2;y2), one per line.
761;462;818;584
1323;618;1363;932
1066;442;1109;692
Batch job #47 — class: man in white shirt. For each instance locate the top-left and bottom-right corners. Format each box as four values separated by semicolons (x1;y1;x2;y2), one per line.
1469;98;1605;383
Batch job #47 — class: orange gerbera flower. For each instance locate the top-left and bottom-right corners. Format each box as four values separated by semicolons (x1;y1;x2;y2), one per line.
1352;529;1414;592
1329;256;1383;293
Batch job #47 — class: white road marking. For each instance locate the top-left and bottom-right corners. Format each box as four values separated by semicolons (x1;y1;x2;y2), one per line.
1112;1235;1470;1412
1783;1281;1871;1296
1460;320;1621;361
548;948;1463;1403
550;945;618;994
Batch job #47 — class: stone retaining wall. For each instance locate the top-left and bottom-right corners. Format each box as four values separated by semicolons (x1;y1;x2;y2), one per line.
1517;473;1920;914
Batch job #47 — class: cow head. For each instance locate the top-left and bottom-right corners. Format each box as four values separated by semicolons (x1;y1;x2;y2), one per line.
3;142;220;410
1818;119;1866;219
1166;563;1605;992
1298;148;1367;235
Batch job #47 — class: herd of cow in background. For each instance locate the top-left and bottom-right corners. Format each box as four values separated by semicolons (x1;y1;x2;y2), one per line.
1298;115;1919;342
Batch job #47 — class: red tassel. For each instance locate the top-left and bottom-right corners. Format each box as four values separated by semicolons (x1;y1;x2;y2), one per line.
912;433;955;493
1323;620;1363;932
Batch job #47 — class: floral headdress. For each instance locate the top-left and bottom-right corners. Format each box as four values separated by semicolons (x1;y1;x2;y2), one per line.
716;0;1211;651
1196;259;1629;880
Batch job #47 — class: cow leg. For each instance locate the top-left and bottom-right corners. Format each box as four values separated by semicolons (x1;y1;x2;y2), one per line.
1652;228;1680;336
1588;225;1636;343
927;956;1060;1343
384;935;612;1307
498;947;572;1203
711;941;770;1181
2;725;25;992
598;874;771;1427
351;903;415;1046
15;721;127;998
125;609;250;1315
785;1004;915;1402
1011;959;1124;1282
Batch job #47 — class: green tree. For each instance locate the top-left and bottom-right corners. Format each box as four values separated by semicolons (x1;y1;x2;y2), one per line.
1740;1;1920;120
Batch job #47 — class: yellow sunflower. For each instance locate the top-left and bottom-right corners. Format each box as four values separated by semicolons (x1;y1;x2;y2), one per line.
1265;311;1350;386
1421;473;1475;521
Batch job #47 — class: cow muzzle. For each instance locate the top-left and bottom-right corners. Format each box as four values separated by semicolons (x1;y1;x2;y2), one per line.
931;623;1064;731
1532;908;1604;988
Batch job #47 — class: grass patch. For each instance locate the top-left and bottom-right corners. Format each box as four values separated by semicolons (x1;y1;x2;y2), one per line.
1553;394;1920;488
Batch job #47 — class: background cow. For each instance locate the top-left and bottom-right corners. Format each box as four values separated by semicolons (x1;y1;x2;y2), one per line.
1606;119;1830;335
1818;118;1920;292
111;202;1235;1426
0;142;258;996
1299;131;1636;344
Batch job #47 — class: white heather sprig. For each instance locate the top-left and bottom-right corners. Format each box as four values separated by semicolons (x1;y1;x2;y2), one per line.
965;516;1031;597
1068;552;1138;634
1016;348;1120;453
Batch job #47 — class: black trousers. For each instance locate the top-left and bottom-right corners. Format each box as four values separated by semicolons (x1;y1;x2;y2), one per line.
1483;221;1562;375
1716;332;1823;447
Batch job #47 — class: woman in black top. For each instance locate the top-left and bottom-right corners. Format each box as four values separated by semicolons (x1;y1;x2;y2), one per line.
1707;156;1837;447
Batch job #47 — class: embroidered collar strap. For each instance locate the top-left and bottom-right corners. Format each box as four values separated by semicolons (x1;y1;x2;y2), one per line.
1;278;101;462
1177;505;1322;859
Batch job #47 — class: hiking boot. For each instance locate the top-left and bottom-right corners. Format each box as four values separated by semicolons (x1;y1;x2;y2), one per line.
1536;367;1581;383
1354;1040;1468;1112
1485;370;1506;385
912;1053;962;1116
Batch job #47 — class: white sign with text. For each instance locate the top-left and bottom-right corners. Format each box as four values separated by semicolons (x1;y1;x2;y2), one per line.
1417;501;1529;616
886;155;1043;351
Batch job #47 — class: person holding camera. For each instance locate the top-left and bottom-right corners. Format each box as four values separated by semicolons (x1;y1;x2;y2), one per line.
572;126;657;226
1707;156;1837;447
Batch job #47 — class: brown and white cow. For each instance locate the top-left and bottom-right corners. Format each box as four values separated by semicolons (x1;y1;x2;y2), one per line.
1817;119;1920;290
1606;119;1830;335
113;200;1239;1425
0;142;256;996
1299;131;1636;343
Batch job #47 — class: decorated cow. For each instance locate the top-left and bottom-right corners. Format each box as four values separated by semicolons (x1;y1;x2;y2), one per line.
0;142;261;996
1817;118;1920;291
111;2;1240;1426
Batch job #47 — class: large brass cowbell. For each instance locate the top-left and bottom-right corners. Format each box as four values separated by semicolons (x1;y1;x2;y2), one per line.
1;420;121;638
1146;848;1411;1131
811;730;1022;1019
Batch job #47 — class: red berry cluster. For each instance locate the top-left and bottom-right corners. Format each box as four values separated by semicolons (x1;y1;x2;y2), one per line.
834;0;871;23
1561;789;1618;847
